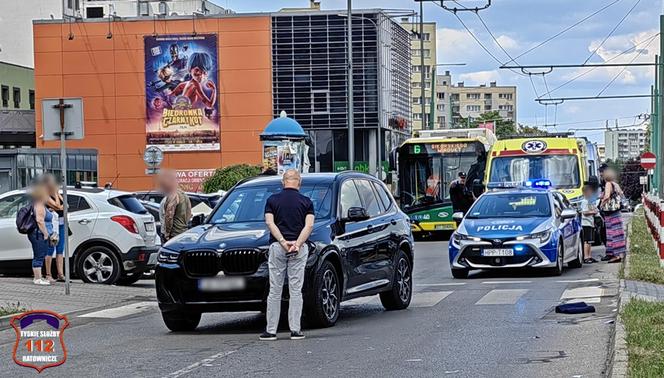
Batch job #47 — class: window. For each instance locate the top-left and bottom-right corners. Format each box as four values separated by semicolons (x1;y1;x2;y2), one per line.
436;104;445;111
138;1;150;16
67;195;91;213
412;82;421;88
437;116;445;125
339;180;363;218
1;86;8;108
413;113;422;120
86;7;104;18
13;87;20;108
413;97;421;105
29;90;35;110
499;105;513;111
423;49;430;58
412;49;420;57
355;180;381;217
312;90;329;114
372;182;393;211
466;105;481;112
466;93;480;100
437;92;445;100
0;194;29;218
107;195;147;215
422;32;430;41
499;93;513;100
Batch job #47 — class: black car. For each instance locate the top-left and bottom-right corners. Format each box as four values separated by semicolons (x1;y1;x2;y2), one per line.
155;172;414;331
135;191;222;210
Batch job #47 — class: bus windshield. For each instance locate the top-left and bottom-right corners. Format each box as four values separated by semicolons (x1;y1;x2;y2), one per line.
400;153;480;210
489;155;580;189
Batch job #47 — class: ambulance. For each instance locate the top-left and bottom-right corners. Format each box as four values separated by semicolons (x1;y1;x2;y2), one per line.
485;134;588;206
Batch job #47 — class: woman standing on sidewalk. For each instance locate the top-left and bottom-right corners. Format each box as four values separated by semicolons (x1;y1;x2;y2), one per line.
42;174;66;282
601;169;626;264
28;183;55;285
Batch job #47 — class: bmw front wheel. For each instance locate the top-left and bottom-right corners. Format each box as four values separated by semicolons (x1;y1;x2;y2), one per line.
380;251;413;310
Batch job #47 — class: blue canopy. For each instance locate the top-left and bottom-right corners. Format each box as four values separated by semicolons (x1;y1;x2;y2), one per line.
260;111;306;140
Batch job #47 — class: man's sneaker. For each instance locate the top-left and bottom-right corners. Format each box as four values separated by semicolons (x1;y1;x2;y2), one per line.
33;278;50;286
290;331;305;340
259;332;277;341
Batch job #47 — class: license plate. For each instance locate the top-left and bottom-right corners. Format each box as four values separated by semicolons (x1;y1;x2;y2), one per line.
198;277;246;292
482;248;514;257
435;224;454;230
147;252;158;265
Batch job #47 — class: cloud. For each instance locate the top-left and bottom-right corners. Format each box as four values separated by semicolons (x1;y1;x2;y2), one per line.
435;27;520;65
496;35;519;50
458;70;502;85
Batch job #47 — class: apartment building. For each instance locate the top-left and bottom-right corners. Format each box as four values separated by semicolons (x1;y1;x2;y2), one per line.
434;73;516;128
401;21;437;130
605;128;646;161
0;61;35;148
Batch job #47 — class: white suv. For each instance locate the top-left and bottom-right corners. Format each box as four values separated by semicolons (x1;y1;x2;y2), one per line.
0;188;159;285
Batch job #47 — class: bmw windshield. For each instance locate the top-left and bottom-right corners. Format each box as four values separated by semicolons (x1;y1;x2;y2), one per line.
209;184;332;224
466;193;551;219
489;155;580;189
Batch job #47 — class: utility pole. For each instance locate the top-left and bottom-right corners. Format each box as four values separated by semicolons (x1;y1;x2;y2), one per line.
659;15;664;195
419;0;426;130
347;0;355;170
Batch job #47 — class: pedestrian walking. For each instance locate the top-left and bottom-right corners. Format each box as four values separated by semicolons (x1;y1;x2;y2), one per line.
27;183;56;286
580;185;598;264
600;169;626;263
158;170;192;242
41;174;66;282
260;169;314;341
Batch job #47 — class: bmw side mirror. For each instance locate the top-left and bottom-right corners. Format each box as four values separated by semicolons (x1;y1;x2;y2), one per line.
452;212;464;222
561;208;577;220
189;213;205;228
346;207;370;222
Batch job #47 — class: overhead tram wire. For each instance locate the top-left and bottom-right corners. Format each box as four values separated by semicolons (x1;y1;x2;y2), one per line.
536;32;660;99
596;33;659;97
583;0;641;64
505;0;622;65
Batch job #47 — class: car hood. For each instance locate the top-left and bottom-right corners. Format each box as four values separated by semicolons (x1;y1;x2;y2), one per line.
164;223;272;252
460;217;549;239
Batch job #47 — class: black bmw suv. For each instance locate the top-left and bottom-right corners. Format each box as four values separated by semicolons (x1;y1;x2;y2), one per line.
155;172;414;331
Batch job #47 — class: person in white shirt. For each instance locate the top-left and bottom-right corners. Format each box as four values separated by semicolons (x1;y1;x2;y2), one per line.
580;185;598;264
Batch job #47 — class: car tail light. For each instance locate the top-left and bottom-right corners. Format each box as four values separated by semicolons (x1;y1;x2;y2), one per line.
111;215;139;234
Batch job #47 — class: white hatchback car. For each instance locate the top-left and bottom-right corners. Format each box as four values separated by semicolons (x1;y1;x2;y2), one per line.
0;188;160;285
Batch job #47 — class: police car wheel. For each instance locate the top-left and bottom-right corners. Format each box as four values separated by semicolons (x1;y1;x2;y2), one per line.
161;310;201;332
547;241;564;276
568;237;583;269
451;268;469;279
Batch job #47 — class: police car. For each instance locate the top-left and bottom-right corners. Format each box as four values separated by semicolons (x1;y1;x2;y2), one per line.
448;180;583;278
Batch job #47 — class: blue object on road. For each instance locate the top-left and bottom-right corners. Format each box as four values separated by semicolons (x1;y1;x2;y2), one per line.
555;302;596;314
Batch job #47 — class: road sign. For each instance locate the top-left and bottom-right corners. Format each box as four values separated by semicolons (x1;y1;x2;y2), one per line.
640;176;648;185
42;98;85;297
143;146;164;168
641;151;657;170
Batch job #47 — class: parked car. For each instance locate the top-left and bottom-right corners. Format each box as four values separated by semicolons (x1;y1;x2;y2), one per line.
0;188;159;285
155;172;415;332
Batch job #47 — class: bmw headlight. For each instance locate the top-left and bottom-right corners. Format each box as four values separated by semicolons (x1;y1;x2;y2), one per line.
157;249;180;264
517;229;551;244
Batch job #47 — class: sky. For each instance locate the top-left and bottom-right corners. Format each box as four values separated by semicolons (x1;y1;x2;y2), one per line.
213;0;662;144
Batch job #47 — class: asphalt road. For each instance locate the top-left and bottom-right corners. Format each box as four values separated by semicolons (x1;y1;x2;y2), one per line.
0;238;620;378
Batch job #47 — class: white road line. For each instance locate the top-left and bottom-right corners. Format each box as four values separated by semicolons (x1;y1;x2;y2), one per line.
164;351;236;378
410;291;453;308
560;287;605;300
475;289;528;305
416;283;466;287
79;301;157;319
480;281;532;284
556;278;600;283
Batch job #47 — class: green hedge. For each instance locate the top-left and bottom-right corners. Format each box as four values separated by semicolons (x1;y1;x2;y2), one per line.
202;164;262;193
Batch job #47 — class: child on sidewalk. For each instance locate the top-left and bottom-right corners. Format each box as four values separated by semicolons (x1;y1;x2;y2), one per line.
580;185;598;264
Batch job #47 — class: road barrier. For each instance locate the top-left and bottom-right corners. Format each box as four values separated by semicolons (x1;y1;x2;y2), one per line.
642;193;664;267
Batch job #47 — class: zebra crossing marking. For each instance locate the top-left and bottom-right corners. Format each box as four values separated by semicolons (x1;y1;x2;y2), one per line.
475;289;528;305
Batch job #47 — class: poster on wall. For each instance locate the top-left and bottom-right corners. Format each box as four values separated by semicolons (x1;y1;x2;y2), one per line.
262;141;303;175
176;169;216;192
144;34;220;152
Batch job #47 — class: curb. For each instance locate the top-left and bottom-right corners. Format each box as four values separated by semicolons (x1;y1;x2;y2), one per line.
607;281;629;378
0;295;155;331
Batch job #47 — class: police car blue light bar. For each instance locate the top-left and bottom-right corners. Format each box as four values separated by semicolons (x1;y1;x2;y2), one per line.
525;179;552;189
486;179;552;190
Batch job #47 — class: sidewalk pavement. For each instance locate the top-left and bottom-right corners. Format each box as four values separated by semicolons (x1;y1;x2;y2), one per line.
0;277;155;319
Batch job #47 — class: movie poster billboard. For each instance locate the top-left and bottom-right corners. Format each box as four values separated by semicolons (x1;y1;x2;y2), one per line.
144;34;220;151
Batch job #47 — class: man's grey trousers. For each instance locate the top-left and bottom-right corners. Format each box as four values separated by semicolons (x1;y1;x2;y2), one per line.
266;242;309;334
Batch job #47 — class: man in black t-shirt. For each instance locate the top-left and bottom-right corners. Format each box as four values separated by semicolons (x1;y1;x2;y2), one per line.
260;169;314;341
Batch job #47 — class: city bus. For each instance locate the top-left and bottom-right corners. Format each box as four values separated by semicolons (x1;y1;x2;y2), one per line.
485;134;589;206
396;128;496;235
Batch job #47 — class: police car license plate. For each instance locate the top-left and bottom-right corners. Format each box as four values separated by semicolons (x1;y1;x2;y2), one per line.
198;277;246;292
482;248;514;257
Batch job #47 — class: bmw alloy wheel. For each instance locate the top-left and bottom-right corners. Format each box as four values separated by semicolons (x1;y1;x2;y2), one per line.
83;251;115;283
396;257;411;302
321;269;338;320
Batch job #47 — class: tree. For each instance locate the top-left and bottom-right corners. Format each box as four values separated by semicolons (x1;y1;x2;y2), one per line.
202;164;262;193
517;124;549;136
458;111;517;139
619;158;646;201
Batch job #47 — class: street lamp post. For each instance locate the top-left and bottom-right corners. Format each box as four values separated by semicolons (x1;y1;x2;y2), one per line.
347;0;355;170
